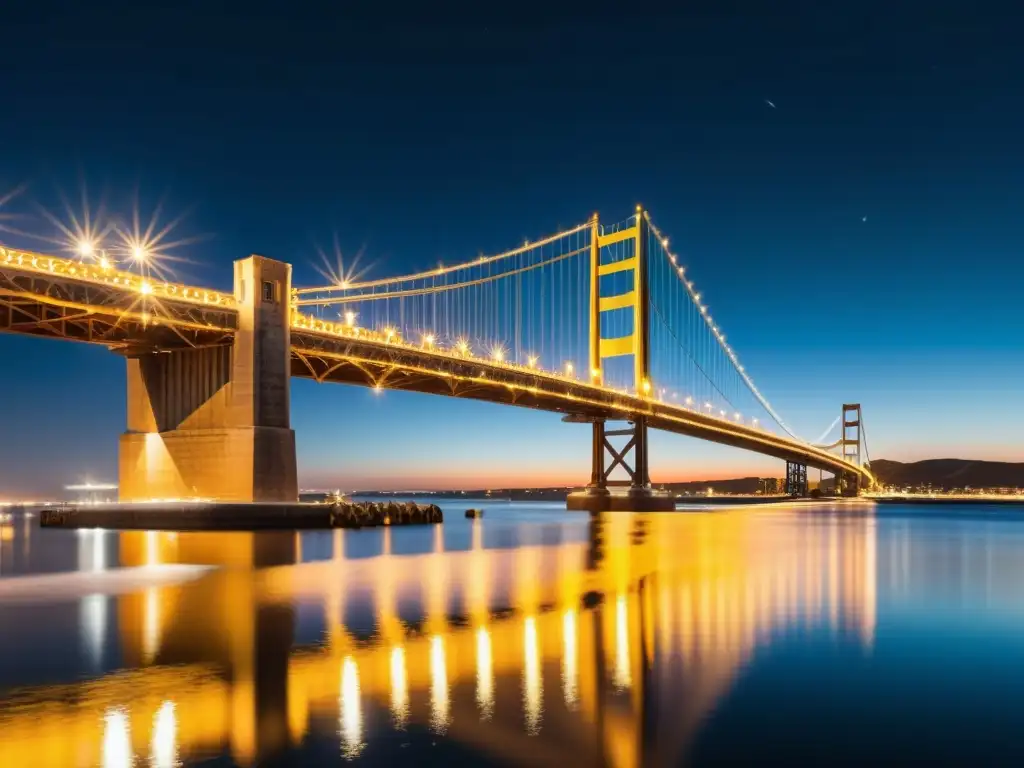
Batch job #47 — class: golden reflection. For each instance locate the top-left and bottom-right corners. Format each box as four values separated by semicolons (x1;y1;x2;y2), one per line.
523;616;542;735
476;626;494;720
102;708;132;768
390;646;408;728
339;657;363;760
614;593;631;690
142;586;161;663
151;700;178;768
0;512;880;768
562;609;579;709
430;634;450;733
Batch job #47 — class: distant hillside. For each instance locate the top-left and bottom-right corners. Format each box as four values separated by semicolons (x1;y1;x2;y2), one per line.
871;459;1024;490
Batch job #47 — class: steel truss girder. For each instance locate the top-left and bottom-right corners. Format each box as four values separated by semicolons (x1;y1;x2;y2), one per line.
0;266;236;350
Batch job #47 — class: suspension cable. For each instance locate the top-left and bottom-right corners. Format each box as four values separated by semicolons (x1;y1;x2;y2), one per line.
295;220;590;294
643;211;800;441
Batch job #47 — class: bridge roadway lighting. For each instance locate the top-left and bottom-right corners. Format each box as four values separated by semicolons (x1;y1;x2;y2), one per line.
527;355;538;369
344;310;356;327
455;339;471;356
422;333;435;348
564;361;574;377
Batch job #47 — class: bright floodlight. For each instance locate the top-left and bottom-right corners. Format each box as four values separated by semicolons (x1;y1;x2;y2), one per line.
344;310;356;326
132;244;148;262
77;240;95;258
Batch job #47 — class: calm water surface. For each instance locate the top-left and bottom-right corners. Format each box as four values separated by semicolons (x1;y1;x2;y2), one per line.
2;500;1024;766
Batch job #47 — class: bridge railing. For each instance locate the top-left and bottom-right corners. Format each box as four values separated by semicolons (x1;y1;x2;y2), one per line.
0;245;235;309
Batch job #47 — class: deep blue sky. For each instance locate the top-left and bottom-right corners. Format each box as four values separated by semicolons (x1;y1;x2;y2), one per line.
1;3;1021;496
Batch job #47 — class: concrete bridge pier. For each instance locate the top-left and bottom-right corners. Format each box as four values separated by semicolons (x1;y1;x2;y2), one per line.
118;256;298;502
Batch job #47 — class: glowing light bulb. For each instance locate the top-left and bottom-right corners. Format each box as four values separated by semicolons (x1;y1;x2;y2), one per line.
423;333;435;347
685;396;694;406
490;345;505;362
99;256;111;270
345;310;356;326
384;326;396;341
527;355;538;368
139;281;153;296
642;379;651;393
132;245;148;262
591;368;601;379
564;361;574;376
77;240;95;258
456;339;471;356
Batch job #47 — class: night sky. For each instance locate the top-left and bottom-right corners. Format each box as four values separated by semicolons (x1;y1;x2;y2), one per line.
1;3;1021;497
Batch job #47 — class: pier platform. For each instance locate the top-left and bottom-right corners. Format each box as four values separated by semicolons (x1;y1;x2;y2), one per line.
566;489;677;513
39;500;443;531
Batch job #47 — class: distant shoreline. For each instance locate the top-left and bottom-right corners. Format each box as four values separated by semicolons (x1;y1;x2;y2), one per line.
872;496;1024;505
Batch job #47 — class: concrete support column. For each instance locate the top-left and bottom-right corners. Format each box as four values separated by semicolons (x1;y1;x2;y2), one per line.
118;256;298;502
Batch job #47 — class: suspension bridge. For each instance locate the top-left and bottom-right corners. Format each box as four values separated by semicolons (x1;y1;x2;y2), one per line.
0;206;875;507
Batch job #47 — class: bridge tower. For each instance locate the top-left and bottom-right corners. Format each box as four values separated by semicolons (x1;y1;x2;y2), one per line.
839;403;863;497
785;461;808;497
568;207;673;512
118;256;299;502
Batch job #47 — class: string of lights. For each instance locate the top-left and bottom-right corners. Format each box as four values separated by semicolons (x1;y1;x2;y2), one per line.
294;220;591;294
643;211;801;441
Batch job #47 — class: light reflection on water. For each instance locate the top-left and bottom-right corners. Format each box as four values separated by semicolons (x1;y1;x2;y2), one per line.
2;502;1024;765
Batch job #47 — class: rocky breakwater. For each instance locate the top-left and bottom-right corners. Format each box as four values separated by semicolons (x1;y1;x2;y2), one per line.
328;500;443;529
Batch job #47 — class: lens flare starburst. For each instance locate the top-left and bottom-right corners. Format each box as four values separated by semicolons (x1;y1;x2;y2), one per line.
312;232;373;292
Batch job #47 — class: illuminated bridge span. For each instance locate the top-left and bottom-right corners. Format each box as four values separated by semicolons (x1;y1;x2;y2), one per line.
0;207;874;504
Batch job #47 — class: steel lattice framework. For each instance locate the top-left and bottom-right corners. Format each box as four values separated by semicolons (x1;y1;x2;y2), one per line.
0;247;236;351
